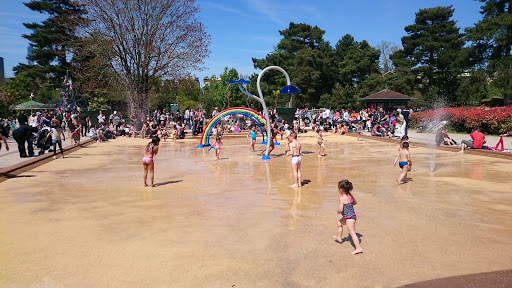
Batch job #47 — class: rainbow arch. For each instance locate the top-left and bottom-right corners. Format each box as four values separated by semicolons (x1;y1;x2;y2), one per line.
197;107;267;147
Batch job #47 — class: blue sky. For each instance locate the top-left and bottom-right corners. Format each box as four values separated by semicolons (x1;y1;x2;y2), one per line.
1;0;483;84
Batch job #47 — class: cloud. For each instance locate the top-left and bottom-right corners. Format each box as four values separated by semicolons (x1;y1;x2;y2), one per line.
203;2;248;17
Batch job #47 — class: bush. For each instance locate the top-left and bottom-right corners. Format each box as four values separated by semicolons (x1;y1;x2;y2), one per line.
410;106;512;135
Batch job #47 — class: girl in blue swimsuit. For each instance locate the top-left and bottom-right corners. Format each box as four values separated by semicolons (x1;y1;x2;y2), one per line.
333;179;363;255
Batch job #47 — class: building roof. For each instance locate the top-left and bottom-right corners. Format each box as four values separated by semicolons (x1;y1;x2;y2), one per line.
361;89;412;101
9;100;56;110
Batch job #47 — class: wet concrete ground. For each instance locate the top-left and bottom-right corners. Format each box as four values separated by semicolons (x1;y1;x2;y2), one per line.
1;133;511;287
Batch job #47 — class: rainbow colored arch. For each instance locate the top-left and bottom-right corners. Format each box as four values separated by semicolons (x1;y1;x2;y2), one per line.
197;107;267;147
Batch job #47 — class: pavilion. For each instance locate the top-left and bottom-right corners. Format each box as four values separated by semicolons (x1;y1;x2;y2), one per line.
360;89;412;111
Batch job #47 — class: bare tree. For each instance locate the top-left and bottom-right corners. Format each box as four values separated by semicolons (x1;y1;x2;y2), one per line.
83;0;210;118
377;41;399;74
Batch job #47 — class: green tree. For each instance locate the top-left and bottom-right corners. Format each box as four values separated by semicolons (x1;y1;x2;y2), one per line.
391;6;466;106
252;23;335;107
334;35;380;87
466;0;512;104
14;0;87;93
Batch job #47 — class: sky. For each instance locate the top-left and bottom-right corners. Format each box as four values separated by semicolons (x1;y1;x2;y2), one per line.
0;0;484;85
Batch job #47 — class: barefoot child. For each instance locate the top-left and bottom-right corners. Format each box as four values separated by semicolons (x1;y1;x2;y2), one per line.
333;179;363;255
287;131;302;188
214;136;222;160
143;136;160;187
394;141;412;184
247;126;256;151
261;128;277;156
317;130;325;156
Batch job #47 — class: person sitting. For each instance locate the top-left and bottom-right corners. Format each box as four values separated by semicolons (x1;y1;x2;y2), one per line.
436;128;456;146
371;123;384;137
459;128;486;153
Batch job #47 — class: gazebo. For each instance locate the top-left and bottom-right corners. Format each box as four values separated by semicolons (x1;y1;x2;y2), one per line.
9;100;56;110
360;89;412;111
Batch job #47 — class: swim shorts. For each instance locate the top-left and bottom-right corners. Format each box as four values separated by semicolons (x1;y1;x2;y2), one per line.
291;155;302;164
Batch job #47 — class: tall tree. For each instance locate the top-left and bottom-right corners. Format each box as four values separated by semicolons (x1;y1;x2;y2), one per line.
83;0;210;119
377;41;400;73
391;6;466;105
14;0;87;93
252;23;335;107
466;0;512;104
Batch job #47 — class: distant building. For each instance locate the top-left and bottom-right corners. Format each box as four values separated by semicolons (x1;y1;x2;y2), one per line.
203;76;211;86
27;46;34;65
193;76;200;87
360;89;413;111
0;57;4;82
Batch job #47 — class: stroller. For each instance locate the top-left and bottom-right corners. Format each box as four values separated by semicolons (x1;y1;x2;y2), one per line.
36;127;52;155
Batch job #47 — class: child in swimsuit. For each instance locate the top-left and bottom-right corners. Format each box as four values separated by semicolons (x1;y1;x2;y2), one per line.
143;136;160;187
317;130;325;156
214;137;222;160
333;179;363;255
247;126;256;151
287;131;302;188
394;141;412;184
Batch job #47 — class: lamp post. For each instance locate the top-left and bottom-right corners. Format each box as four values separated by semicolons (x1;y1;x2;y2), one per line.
230;66;298;160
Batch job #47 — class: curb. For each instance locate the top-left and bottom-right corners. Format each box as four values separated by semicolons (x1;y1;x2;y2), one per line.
0;139;95;183
345;133;512;160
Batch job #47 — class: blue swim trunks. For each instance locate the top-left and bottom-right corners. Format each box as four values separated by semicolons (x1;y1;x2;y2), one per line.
399;161;408;169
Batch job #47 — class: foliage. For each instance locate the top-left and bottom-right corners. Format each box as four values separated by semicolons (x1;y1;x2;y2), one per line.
87;97;111;111
253;23;336;108
14;0;87;93
391;6;466;106
410;106;512;134
466;0;512;105
83;0;210;119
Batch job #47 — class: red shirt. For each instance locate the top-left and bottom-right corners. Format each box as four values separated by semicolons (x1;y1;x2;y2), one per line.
470;131;486;149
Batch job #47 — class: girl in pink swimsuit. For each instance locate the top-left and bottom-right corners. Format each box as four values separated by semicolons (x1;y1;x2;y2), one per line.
143;136;160;187
214;137;222;160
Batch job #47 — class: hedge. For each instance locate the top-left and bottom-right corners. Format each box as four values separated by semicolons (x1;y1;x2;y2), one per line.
410;106;512;135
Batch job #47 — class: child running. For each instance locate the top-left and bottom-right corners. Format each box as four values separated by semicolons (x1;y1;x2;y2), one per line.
247;126;257;151
394;141;412;184
143;136;160;187
333;179;363;255
214;136;222;160
317;130;325;156
48;120;66;159
287;131;302;188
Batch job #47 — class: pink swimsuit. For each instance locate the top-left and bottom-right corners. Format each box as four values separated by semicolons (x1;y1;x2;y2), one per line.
142;156;153;164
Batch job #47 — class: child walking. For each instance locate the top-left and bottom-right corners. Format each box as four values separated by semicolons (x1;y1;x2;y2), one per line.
317;130;325;156
247;126;256;151
287;131;302;188
394;141;412;184
333;179;363;255
48;120;66;159
143;136;160;187
214;136;222;160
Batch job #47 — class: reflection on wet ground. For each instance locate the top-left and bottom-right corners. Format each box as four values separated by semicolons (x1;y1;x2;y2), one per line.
0;134;511;287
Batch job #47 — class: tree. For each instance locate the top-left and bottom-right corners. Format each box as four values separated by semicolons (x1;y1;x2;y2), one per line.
377;41;400;73
391;6;466;105
83;0;210;119
466;0;512;104
252;23;335;107
14;0;87;93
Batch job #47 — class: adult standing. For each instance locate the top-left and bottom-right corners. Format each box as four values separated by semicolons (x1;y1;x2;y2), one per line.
401;108;411;136
78;109;89;137
113;111;121;133
97;111;106;126
17;111;28;126
184;109;190;129
12;125;37;157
